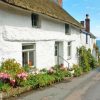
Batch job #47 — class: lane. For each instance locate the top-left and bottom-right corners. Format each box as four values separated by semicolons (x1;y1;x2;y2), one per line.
65;72;100;100
82;80;100;100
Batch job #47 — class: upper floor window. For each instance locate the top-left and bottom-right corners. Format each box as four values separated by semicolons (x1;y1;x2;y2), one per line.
86;34;88;44
65;24;70;35
31;13;39;27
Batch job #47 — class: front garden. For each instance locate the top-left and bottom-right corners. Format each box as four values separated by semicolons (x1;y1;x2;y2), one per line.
0;46;98;99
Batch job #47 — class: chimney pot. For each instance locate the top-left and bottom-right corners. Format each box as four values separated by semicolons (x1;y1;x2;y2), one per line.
86;14;89;19
80;21;84;27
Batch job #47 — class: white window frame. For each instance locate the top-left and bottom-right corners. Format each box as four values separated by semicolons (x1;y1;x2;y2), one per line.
22;43;36;66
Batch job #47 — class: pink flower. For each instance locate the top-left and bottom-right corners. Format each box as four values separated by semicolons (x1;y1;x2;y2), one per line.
17;72;28;80
0;72;10;79
61;64;64;67
10;79;16;86
48;68;55;74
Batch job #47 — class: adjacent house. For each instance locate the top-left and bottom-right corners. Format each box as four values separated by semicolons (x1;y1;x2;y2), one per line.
80;14;96;58
0;0;96;69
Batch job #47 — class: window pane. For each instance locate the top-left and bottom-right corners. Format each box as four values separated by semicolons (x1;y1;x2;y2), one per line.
55;46;58;56
29;51;34;66
68;42;71;45
68;46;71;56
31;13;38;27
22;45;34;50
65;24;69;34
22;52;28;66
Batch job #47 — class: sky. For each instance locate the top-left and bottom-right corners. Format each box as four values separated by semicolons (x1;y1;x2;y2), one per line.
63;0;100;40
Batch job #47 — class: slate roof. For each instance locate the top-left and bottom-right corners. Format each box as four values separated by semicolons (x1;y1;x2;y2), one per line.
1;0;83;28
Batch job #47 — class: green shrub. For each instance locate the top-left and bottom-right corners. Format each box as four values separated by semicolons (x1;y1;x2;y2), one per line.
20;74;55;88
73;65;83;77
65;71;71;77
1;83;11;92
20;74;38;88
0;81;3;91
36;74;55;87
77;46;97;72
0;59;25;78
23;65;31;72
40;68;48;73
53;70;66;82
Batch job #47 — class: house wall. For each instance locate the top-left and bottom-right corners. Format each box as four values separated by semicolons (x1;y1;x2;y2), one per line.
0;27;22;65
0;2;96;69
63;26;81;67
0;2;32;27
80;33;86;46
41;16;65;33
0;2;65;34
36;41;55;69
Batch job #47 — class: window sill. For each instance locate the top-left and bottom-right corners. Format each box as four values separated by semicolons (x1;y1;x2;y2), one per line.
32;26;40;28
65;33;71;35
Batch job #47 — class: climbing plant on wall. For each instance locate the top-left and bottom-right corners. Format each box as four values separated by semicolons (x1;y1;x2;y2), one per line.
77;46;97;72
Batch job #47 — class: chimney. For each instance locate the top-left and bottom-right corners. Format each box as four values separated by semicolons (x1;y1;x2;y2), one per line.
85;14;90;33
50;0;62;7
58;0;62;7
80;21;84;27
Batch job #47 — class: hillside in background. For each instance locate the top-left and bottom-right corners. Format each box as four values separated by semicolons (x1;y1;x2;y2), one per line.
96;40;100;51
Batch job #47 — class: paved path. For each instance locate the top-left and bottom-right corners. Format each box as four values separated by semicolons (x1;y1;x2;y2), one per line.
65;68;100;100
8;68;100;100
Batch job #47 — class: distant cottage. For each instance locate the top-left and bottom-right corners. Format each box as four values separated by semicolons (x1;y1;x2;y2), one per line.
0;0;96;69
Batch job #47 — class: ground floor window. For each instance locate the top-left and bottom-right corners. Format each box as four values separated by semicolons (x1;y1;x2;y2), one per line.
67;42;71;58
22;43;36;66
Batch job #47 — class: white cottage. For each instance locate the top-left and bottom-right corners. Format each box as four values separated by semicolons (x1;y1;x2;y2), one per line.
0;0;96;69
80;14;96;58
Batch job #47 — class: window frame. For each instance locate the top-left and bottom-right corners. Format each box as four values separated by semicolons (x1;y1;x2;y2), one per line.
22;43;36;67
31;13;39;28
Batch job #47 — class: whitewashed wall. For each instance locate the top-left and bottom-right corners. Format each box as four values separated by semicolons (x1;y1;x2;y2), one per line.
63;26;81;67
0;2;65;34
0;2;96;69
41;16;65;33
0;2;31;27
0;27;22;65
36;41;55;69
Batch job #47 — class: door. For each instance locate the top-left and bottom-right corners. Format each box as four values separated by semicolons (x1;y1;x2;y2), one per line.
55;42;59;65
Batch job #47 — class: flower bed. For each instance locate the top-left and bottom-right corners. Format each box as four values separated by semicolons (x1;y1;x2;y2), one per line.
0;59;73;99
0;58;98;99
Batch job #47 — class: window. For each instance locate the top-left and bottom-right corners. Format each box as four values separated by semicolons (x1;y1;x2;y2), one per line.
31;13;39;27
67;42;71;58
86;34;88;44
22;44;36;66
65;24;70;35
55;46;58;56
